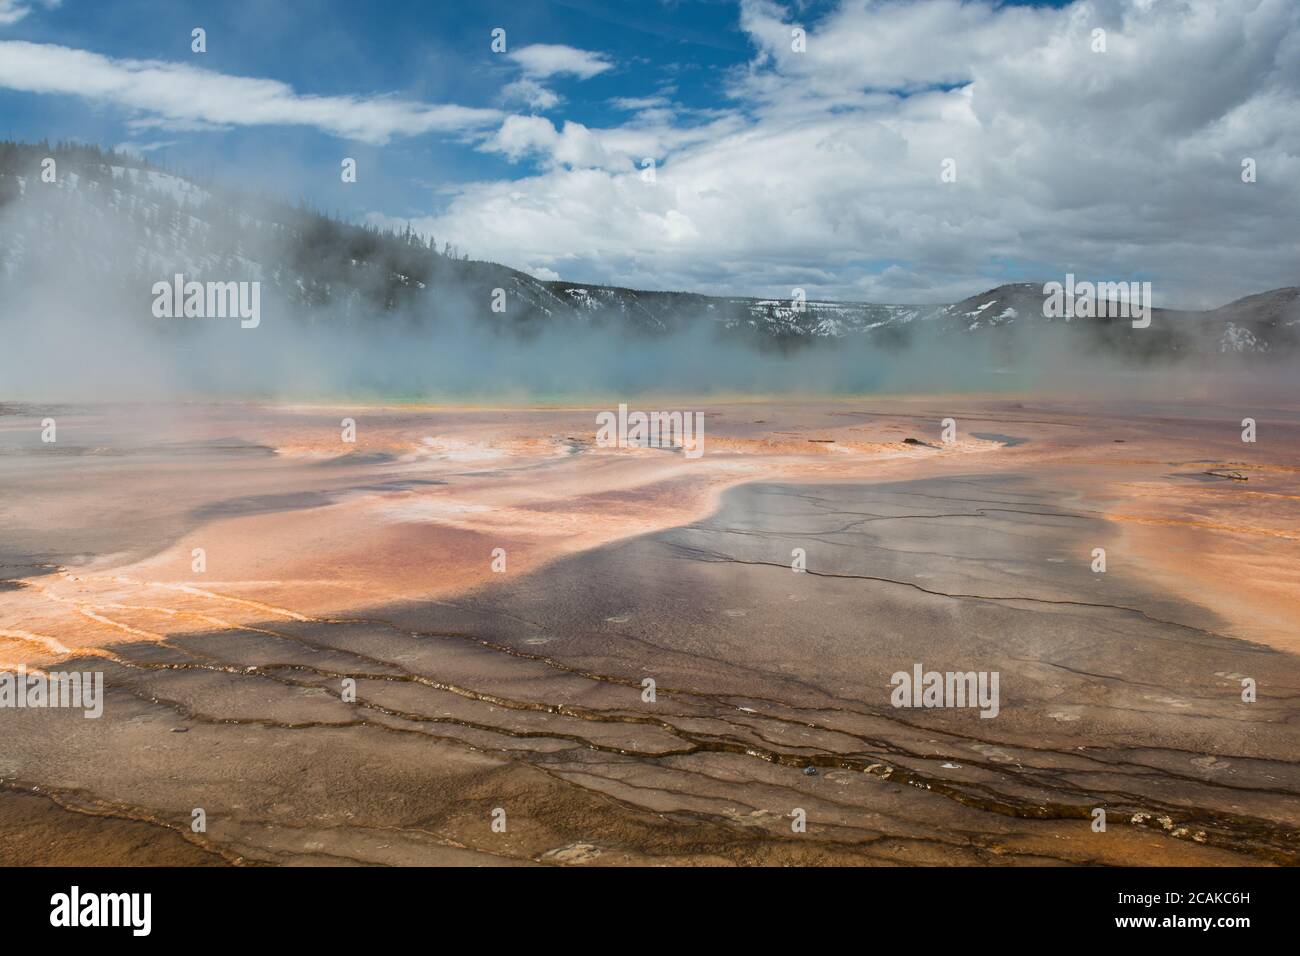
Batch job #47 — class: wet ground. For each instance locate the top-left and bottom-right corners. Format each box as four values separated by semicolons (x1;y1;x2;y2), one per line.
1;398;1298;865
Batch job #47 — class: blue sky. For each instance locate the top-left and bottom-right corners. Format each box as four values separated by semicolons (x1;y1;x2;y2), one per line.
1;0;780;223
0;0;1296;306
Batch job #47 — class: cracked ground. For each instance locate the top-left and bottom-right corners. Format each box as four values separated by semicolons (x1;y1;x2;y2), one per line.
1;397;1298;865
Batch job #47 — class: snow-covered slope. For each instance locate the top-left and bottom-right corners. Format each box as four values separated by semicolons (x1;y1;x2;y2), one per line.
1;143;1293;356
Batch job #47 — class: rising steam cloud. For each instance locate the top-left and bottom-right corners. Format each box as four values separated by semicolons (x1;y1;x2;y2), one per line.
0;154;1291;406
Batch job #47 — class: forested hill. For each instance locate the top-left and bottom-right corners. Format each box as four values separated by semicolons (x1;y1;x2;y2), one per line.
1;141;1296;357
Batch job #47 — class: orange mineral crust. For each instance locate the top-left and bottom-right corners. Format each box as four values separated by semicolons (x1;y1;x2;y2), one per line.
1;397;1297;866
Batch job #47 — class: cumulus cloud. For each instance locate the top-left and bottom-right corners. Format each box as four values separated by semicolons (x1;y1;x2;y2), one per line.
506;43;614;79
0;40;502;143
423;0;1300;306
480;109;745;173
496;44;614;115
502;77;562;112
0;0;59;27
736;0;1053;96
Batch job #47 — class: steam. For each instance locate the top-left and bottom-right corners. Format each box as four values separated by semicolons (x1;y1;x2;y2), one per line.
0;160;1293;405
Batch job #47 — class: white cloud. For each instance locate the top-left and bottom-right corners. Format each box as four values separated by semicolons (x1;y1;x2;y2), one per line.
502;77;562;111
481;110;745;173
0;0;59;27
506;43;613;80
114;139;176;158
736;0;1053;96
496;44;615;115
485;115;624;169
0;40;502;143
425;0;1300;305
610;95;672;111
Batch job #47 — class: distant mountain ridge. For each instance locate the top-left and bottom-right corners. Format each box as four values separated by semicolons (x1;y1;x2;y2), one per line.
2;141;1296;359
